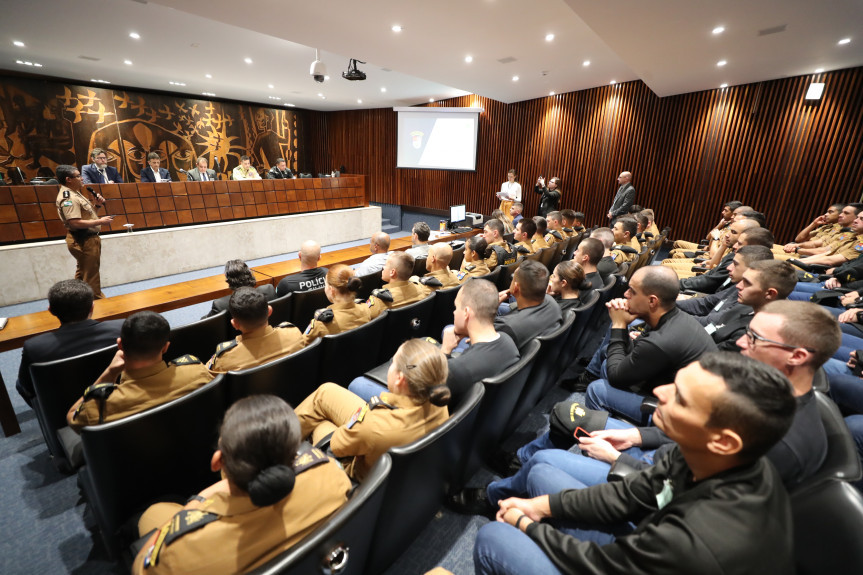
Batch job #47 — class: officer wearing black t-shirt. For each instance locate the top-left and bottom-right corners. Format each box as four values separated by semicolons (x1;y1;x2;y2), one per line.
276;240;328;297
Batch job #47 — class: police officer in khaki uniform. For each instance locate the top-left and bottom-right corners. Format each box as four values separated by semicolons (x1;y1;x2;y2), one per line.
208;288;305;373
367;252;431;319
532;216;551;250
457;236;491;282
482;218;517;270
55;164;113;298
294;339;451;480
303;264;372;345
67;311;213;431
610;216;640;264
132;395;351;575
512;218;537;256
544;211;567;245
414;243;460;291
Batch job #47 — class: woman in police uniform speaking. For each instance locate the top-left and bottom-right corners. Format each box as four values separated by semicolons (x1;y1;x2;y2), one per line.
294;339;451;481
132;395;351;574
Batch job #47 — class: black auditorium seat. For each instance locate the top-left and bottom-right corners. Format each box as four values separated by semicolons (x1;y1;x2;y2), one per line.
165;311;229;364
450;245;466;271
355;270;384;301
496;261;521;291
267;292;293;326
377;294;437;363
477;266;501;286
427;284;460;340
79;375;227;557
547;239;569;271
318;313;388;387
30;344;118;472
290;286;330;333
225;338;322;406
791;481;863;574
411;256;428;278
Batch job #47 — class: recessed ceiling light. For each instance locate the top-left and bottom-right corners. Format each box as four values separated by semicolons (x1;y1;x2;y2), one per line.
429;98;435;102
610;80;617;85
815;68;824;73
267;84;274;89
168;81;186;86
806;82;825;100
838;38;851;45
129;32;140;40
124;59;133;65
464;55;473;63
244;57;253;64
549;91;555;96
357;99;363;103
13;41;24;47
583;60;590;67
205;73;212;79
720;83;728;89
317;93;324;97
90;78;110;84
286;103;295;107
391;25;402;32
17;60;43;67
381;87;387;92
717;60;727;67
545;33;555;42
268;96;281;100
512;76;519;82
321;96;326;100
202;92;216;97
712;26;725;35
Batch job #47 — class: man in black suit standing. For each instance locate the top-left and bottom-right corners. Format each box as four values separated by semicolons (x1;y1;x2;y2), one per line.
81;148;123;184
185;157;217;182
607;171;635;221
16;280;123;406
139;152;171;182
266;158;295;179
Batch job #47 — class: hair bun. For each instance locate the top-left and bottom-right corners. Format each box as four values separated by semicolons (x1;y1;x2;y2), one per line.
347;276;363;292
247;464;296;507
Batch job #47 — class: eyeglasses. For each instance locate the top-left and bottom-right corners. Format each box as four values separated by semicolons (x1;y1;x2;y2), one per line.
744;326;815;353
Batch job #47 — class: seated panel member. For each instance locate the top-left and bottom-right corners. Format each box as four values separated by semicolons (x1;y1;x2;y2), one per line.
295;339;450;481
473;352;797;575
512;218;537;255
457;236;491;282
483;218;517;270
67;311;213;431
139;152;171;183
132;395;351;574
185;156;217;181
203;259;276;319
208;288;305;373
415;243;460;291
266;157;295;179
275;240;328;297
367;251;431;318
303;264;372;345
232;155;262;180
355;232;391;277
81;148;123;184
16;280;123;407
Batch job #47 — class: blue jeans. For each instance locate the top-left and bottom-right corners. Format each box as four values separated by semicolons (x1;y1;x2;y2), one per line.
586;379;651;424
347;377;386;402
822;358;852;377
793;281;826;294
585;328;612;376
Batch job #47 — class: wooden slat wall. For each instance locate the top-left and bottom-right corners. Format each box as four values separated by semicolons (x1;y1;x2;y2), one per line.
309;67;863;242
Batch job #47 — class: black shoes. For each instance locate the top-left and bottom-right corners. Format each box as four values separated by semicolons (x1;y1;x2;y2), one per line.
562;370;599;392
447;487;496;518
488;449;523;477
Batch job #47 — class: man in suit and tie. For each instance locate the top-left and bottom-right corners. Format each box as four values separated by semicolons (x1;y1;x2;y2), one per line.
185;157;217;182
81;148;123;184
266;158;295;179
607;171;635;221
139;152;172;183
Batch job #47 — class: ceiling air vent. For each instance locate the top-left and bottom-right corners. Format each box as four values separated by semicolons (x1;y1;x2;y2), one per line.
758;25;787;37
497;57;517;64
78;55;101;61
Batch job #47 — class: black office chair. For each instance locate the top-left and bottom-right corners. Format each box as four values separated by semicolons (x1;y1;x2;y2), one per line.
477;266;501;285
364;383;485;574
248;455;391;575
791;480;863;575
450;245;466;271
461;340;541;484
355;270;384;301
6;166;26;184
166;311;229;364
318;313;388;386
290;287;330;333
508;311;577;429
411;256;428;277
377;294;437;363
225;339;323;406
547;240;569;271
268;292;293;326
79;375;227;557
31;344;118;472
496;261;521;291
427;284;460;340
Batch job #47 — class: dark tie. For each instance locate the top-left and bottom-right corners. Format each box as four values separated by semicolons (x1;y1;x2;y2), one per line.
100;169;108;183
201;171;208;182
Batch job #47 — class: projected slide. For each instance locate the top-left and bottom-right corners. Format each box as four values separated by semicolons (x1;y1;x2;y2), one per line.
396;108;480;171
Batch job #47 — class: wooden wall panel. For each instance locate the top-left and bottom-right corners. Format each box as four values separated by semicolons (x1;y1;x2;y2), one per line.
310;67;863;243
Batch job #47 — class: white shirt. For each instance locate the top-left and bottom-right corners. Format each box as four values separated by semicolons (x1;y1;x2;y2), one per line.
499;181;522;202
93;163;109;183
355;252;390;276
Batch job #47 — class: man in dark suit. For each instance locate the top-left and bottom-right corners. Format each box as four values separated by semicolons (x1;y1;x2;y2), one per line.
16;280;123;407
185;157;217;182
139;152;171;182
81;148;123;184
266;158;295;179
607;171;635;221
533;176;562;217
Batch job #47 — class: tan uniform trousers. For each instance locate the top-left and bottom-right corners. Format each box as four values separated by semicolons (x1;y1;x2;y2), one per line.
295;383;365;445
66;233;104;298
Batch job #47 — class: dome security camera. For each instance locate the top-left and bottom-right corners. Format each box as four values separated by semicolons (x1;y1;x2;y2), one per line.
310;49;326;83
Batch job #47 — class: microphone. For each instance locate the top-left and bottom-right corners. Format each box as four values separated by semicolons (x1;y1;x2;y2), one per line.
86;186;105;206
178;169;188;174
213;158;222;180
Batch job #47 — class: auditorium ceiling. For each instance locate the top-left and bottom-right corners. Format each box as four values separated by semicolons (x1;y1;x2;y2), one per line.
0;0;861;110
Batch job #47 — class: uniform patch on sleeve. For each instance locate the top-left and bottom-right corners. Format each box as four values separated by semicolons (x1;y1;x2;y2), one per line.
62;200;74;207
170;354;203;365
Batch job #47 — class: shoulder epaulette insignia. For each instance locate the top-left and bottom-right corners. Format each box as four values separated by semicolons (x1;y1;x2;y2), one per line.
420;276;443;287
372;288;393;302
293;447;330;473
145;509;219;567
82;382;116;402
170;354;203;365
550;230;563;240
313;308;334;323
562;227;573;233
515;244;530;254
212;339;238;358
62;190;70;198
277;321;297;329
369;395;398;410
465;264;476;271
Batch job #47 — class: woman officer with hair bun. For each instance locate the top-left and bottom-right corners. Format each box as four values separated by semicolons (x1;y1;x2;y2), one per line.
132;395;351;574
295;338;451;481
302;264;371;345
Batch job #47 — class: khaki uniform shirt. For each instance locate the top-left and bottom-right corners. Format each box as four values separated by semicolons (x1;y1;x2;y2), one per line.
630;236;642;251
69;358;213;430
532;235;551;250
367;279;430;319
231;165;261;180
302;301;372;345
56;185;100;232
131;455;351;575
826;232;863;261
647;222;660;237
419;268;461;291
457;260;491;282
544;229;566;246
208;324;305;373
611;244;637;264
515;240;536;255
